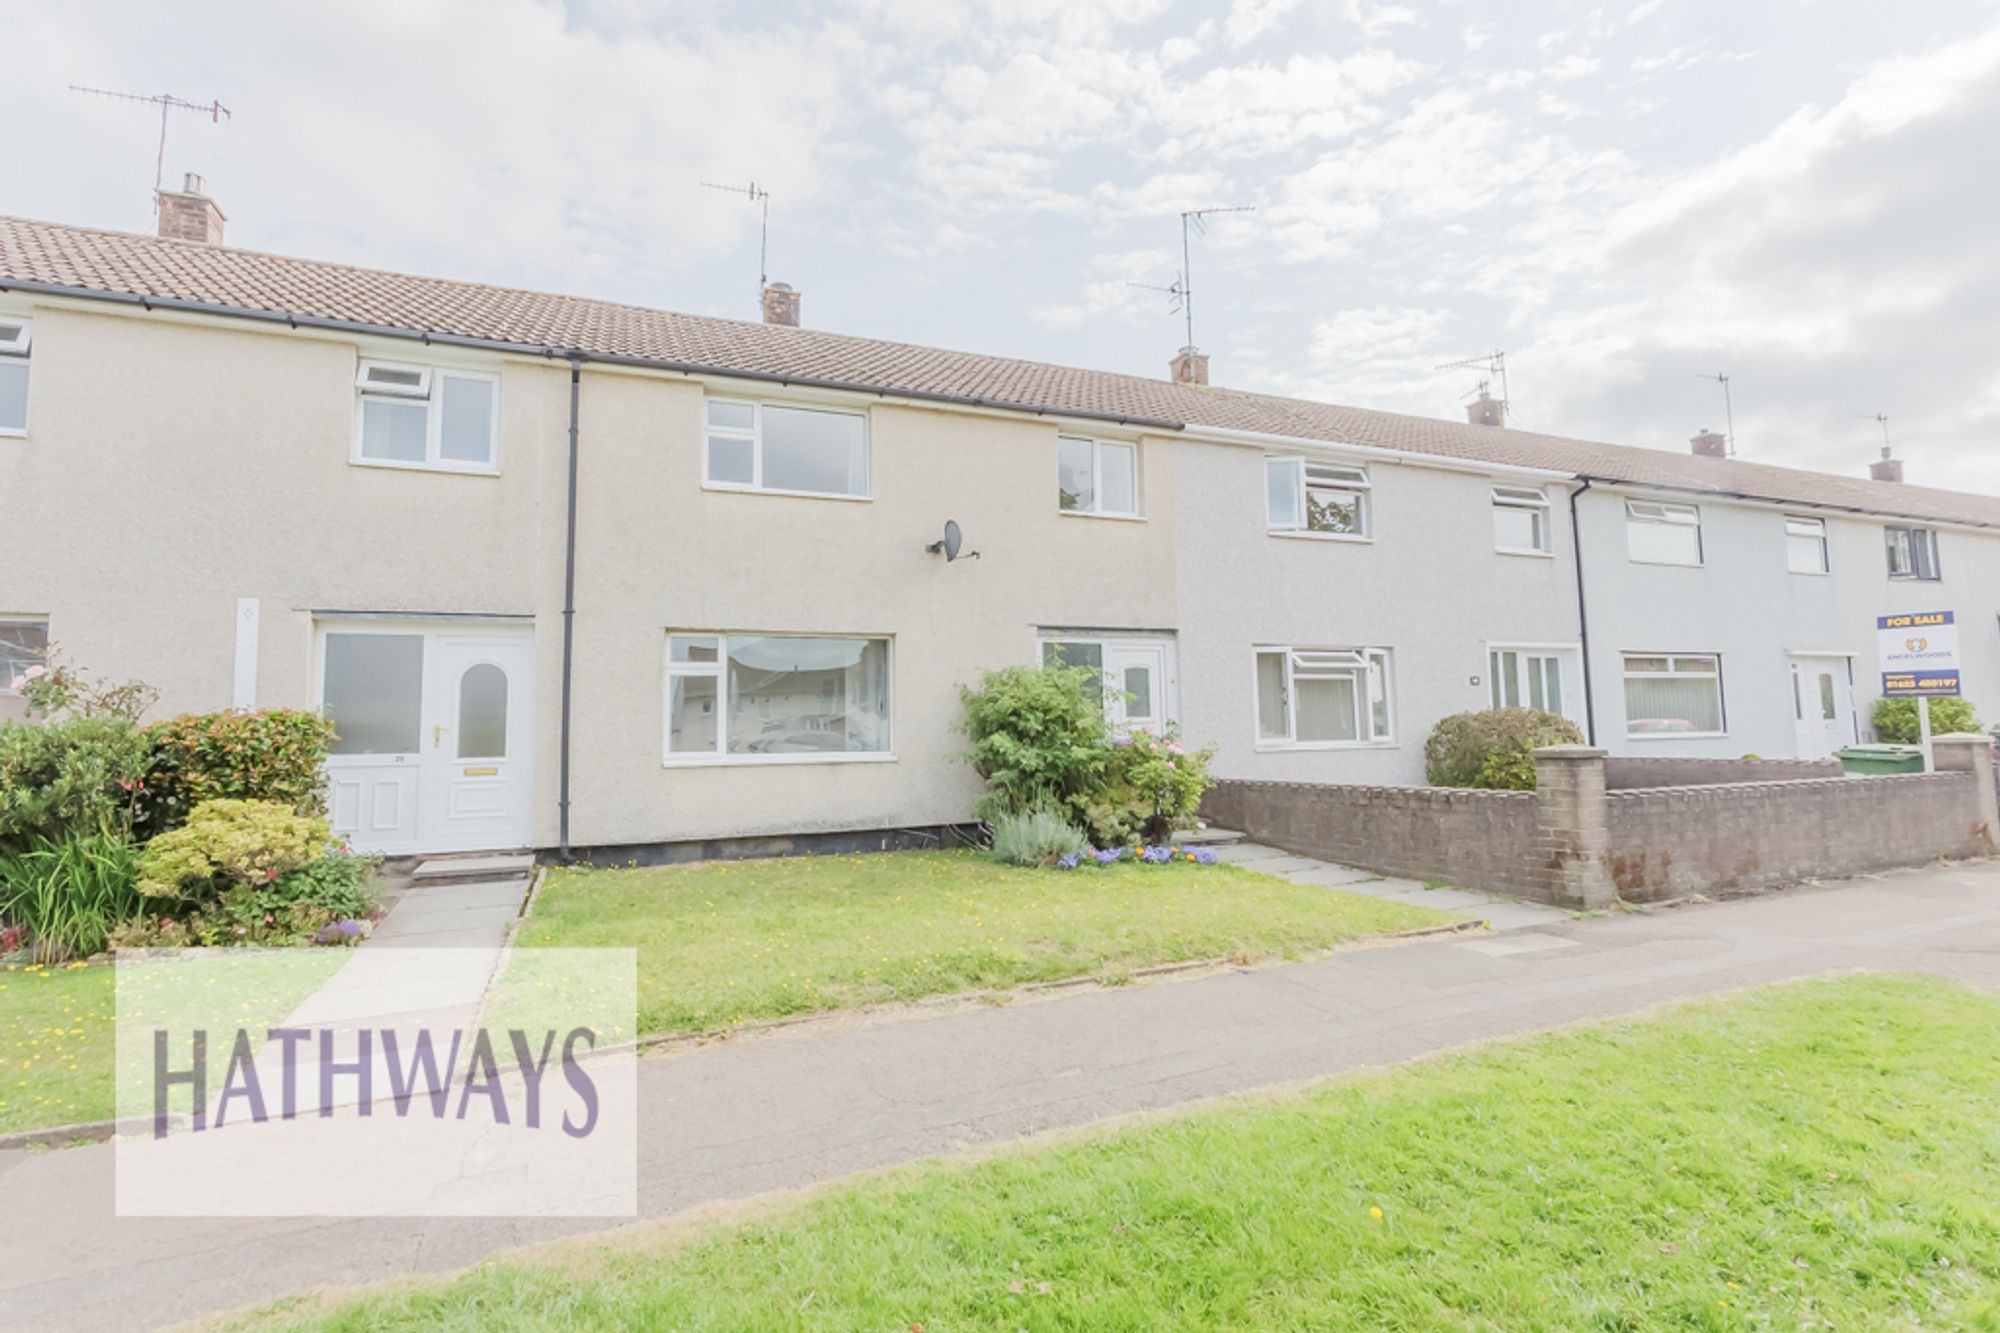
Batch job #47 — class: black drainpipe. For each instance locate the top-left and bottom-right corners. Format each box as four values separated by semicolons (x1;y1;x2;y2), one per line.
558;357;583;860
1568;477;1597;744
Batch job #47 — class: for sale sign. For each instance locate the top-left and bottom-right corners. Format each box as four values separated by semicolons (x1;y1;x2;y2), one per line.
1877;610;1961;698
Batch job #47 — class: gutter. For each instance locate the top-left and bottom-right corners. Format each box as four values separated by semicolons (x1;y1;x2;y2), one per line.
0;278;1186;434
1176;423;1574;481
1568;478;1597;744
558;357;582;861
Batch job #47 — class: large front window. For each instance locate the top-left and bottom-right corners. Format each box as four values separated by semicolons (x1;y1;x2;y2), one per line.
1267;459;1370;537
1255;647;1392;747
354;359;498;471
705;399;869;498
1623;653;1724;736
664;633;891;761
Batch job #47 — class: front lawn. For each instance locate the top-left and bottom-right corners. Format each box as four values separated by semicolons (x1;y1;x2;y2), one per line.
234;973;2000;1330
519;849;1453;1035
0;963;115;1133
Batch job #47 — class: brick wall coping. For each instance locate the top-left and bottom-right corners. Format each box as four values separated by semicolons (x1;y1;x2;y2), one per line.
1605;772;1966;800
1207;778;1533;803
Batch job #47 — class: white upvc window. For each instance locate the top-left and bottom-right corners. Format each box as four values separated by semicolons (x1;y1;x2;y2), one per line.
1254;646;1393;748
1623;653;1725;737
354;358;498;472
1057;435;1140;517
1267;458;1370;538
0;618;49;692
1625;499;1702;566
663;631;892;763
0;315;31;435
1489;647;1568;717
1885;524;1940;581
704;398;870;499
1492;485;1551;554
1785;516;1829;574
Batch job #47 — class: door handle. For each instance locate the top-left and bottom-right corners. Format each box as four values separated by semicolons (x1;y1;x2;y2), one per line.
433;724;444;748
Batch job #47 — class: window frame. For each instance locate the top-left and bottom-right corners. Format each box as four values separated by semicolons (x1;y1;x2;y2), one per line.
1267;457;1372;541
1253;645;1394;750
0;314;31;437
1784;515;1830;575
1491;485;1552;556
351;357;500;475
1624;498;1704;567
0;618;50;695
1485;642;1580;725
661;630;895;766
703;397;872;501
1056;435;1142;519
1621;652;1727;739
1884;524;1941;581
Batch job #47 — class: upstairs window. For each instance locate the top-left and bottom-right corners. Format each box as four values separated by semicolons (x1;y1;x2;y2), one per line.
1492;485;1551;553
1268;459;1370;538
1625;499;1702;566
0;619;49;691
705;399;869;498
1785;516;1829;574
354;358;497;471
0;316;30;434
1254;646;1392;747
1885;525;1940;580
1057;436;1139;516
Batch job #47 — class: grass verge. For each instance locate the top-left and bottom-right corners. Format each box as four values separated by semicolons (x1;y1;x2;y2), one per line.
235;973;2000;1330
517;849;1454;1035
0;963;115;1133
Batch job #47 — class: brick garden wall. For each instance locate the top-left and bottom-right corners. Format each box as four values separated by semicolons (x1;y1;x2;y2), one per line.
1604;772;1993;900
1203;737;1998;909
1200;780;1544;898
1602;756;1842;790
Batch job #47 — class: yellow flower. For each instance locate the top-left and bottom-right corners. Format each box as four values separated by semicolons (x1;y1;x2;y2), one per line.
1369;1206;1384;1220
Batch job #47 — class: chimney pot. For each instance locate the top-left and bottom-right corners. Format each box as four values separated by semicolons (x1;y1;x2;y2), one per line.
1169;345;1209;386
1465;390;1505;427
1690;429;1728;458
1869;446;1904;483
761;282;800;328
156;175;226;245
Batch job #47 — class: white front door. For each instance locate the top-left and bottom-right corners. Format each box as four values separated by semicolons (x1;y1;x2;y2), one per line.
1104;642;1169;732
320;623;535;855
1788;656;1854;761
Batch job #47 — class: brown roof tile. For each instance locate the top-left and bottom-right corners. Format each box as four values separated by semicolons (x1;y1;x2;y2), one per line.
4;214;1995;528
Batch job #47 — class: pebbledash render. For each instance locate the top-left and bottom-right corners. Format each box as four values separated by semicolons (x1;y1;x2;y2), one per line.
5;183;2000;858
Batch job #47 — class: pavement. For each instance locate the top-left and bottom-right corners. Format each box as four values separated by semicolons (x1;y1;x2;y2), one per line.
1212;839;1575;930
6;856;2000;1330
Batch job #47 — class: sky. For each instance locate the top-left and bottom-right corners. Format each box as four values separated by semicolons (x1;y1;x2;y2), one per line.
7;0;2000;490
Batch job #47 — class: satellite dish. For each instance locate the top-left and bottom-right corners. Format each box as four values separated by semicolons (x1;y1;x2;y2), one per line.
926;519;971;561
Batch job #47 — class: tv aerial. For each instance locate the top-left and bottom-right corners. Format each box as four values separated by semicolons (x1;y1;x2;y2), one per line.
1128;205;1255;352
70;85;232;202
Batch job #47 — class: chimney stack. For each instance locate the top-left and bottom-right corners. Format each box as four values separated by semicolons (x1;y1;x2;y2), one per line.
1169;346;1209;386
1869;445;1903;483
761;282;800;328
156;173;226;245
1465;388;1505;427
1690;429;1728;458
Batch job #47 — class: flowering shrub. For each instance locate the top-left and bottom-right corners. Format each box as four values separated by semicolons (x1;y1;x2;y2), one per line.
134;798;330;900
111;846;378;948
137;708;338;837
1076;727;1217;846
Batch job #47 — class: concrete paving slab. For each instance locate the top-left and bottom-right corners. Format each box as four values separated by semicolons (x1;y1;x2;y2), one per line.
1273;864;1390;889
1474;902;1576;932
1457;932;1583;957
413;854;535;881
385;881;530;915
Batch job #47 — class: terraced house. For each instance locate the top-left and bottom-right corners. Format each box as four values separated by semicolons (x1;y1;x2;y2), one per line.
4;181;1997;858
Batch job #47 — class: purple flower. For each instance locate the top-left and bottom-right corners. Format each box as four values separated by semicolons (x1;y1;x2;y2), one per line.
1056;853;1081;870
1189;846;1220;865
1140;845;1174;864
1093;847;1125;865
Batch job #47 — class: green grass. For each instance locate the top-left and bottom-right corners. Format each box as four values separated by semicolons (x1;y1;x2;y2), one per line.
235;973;2000;1330
0;963;116;1132
518;850;1453;1035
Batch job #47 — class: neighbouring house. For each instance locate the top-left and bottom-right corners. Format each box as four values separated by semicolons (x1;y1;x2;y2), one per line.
4;181;1999;858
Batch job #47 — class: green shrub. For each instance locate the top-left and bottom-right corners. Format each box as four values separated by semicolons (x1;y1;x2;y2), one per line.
989;808;1092;867
0;829;144;960
1871;696;1981;743
134;799;330;901
1424;708;1586;790
959;666;1110;821
137;708;337;837
139;849;380;947
0;716;150;856
1078;729;1217;846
